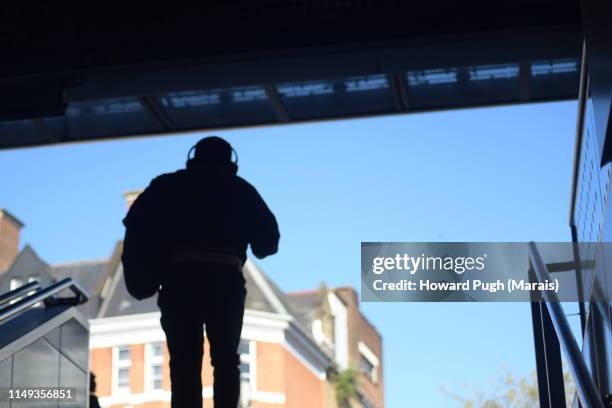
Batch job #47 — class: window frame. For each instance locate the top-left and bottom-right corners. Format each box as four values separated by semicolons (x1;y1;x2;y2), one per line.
357;341;379;384
238;339;254;408
144;341;165;392
112;345;132;394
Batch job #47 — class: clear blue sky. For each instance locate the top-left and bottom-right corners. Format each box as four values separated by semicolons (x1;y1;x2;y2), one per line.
0;101;578;407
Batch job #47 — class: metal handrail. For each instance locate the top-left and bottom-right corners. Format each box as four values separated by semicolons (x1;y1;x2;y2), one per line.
568;39;588;225
528;242;605;408
568;40;589;337
0;281;41;309
0;278;89;324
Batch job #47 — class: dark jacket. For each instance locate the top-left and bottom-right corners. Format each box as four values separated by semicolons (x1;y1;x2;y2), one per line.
89;395;101;408
123;163;280;265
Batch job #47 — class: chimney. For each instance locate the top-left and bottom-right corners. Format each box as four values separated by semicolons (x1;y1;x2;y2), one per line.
315;283;335;343
0;209;24;273
123;191;142;210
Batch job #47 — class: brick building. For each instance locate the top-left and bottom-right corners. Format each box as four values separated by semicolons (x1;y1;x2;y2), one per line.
0;207;384;407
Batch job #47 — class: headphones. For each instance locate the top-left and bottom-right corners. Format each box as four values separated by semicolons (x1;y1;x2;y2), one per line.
186;140;239;175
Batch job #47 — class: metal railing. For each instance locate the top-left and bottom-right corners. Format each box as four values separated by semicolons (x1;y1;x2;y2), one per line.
0;281;41;309
0;278;89;324
568;39;589;226
568;40;590;336
529;241;605;408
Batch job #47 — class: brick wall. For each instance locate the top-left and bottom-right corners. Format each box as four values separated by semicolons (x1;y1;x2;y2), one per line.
90;347;113;397
336;287;384;408
255;342;285;395
162;342;171;391
284;348;325;408
0;210;22;272
130;344;145;394
91;338;330;407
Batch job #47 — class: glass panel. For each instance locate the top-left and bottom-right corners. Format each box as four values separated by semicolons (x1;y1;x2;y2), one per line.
152;342;163;357
118;346;130;361
118;368;130;380
238;340;250;356
43;97;159;141
276;74;394;120
530;59;579;99
118;367;130;389
407;63;521;109
159;85;277;129
359;354;374;381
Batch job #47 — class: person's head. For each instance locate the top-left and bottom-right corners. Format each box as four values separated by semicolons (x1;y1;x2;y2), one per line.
186;136;238;174
90;372;97;393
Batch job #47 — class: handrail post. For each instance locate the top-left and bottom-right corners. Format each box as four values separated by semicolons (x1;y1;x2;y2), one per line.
530;261;567;408
529;242;605;408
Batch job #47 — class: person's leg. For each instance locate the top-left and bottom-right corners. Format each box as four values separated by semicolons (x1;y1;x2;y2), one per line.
205;267;246;408
160;310;204;408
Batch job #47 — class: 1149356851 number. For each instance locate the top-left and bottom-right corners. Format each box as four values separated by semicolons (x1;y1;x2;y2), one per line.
1;387;76;402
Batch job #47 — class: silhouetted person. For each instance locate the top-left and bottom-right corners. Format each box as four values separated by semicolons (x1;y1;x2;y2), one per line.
89;372;101;408
123;136;279;408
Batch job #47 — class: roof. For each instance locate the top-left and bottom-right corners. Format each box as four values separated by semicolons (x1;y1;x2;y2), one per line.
0;245;53;288
0;242;345;361
0;242;317;326
1;243;369;337
52;259;109;296
286;291;320;330
287;286;383;340
51;258;112;319
0;209;25;227
96;257;305;319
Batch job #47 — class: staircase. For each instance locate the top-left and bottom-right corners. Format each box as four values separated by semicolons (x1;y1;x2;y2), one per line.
0;278;90;407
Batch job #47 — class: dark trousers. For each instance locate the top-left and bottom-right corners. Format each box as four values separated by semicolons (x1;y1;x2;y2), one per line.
158;261;246;408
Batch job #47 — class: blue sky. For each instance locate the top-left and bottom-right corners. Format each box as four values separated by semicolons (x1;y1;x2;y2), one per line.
0;100;577;406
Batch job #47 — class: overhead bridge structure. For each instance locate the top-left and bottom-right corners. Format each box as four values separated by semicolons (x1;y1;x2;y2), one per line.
1;1;611;408
0;1;583;150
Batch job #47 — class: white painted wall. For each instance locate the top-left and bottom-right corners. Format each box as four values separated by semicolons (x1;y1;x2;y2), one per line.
327;292;349;370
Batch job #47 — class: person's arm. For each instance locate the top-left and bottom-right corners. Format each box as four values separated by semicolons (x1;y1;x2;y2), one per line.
247;184;280;259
